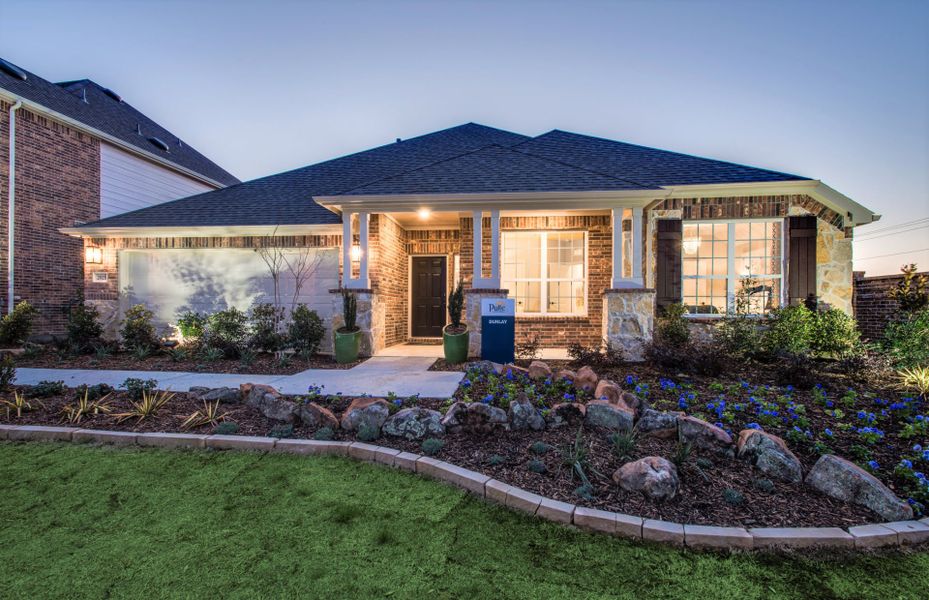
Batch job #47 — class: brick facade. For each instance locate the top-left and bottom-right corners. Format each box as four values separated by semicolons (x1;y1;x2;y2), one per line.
0;102;100;333
852;271;927;341
370;215;409;347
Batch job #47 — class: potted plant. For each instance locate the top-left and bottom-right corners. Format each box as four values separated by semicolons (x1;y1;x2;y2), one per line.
443;281;469;364
334;289;361;363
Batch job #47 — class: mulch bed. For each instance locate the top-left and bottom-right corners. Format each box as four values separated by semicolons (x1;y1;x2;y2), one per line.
13;349;365;375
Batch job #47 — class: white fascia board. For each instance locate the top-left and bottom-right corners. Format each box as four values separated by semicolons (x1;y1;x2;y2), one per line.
315;190;667;213
662;180;880;226
59;224;342;239
0;88;229;189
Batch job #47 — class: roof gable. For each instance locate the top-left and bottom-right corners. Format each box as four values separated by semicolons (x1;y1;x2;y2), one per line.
0;58;239;186
514;130;808;186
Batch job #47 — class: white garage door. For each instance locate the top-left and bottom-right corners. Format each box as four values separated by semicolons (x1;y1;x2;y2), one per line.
118;248;339;339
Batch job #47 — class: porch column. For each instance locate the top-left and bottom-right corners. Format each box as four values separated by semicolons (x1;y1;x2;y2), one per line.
611;207;625;288
631;206;643;286
472;209;501;288
342;210;370;289
611;206;644;288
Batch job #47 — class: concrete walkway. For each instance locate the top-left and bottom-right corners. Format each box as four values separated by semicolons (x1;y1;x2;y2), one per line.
13;356;465;399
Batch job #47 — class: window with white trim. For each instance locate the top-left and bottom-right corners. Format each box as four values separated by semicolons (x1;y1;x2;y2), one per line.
682;219;784;315
502;231;586;315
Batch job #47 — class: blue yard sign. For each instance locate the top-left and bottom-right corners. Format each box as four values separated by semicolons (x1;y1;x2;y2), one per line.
480;298;515;364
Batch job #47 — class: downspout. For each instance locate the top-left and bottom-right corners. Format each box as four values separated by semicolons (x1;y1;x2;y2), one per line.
7;99;22;314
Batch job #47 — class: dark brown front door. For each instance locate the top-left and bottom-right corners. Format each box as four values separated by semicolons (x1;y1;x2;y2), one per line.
411;256;447;338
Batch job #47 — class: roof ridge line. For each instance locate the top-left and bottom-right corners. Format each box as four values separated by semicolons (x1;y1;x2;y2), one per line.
510;138;655;189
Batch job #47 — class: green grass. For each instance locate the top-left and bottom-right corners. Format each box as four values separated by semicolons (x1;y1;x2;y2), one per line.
1;442;927;599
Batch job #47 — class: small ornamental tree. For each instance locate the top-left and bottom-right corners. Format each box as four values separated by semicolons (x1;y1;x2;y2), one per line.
889;264;929;313
446;281;465;334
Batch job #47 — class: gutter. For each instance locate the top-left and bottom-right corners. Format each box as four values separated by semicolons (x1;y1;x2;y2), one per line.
0;89;231;189
7;99;22;314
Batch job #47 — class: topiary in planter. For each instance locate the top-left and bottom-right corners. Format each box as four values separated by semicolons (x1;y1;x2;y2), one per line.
335;290;361;364
443;281;469;364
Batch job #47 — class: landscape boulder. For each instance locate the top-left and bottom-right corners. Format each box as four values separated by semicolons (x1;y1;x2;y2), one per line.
508;394;546;431
613;456;679;501
296;402;339;430
383;407;445;440
584;400;634;433
554;369;577;383
442;402;508;435
678;415;733;452
594;380;624;406
340;397;391;432
575;366;598;394
545;402;586;428
805;454;913;521
528;360;553;380
737;429;803;483
241;383;296;423
197;387;240;404
637;409;680;439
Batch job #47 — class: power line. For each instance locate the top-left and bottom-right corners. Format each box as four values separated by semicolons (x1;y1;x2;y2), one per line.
856;218;929;238
856;223;929;241
856;247;929;260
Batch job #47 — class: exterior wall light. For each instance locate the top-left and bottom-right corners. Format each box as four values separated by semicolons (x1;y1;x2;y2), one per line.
350;244;363;262
417;208;431;220
85;246;103;264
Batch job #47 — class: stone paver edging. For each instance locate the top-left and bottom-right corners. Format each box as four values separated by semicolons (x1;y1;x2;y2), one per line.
3;423;928;552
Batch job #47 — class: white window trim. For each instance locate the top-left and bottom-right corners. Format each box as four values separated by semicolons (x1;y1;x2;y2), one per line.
502;230;588;317
681;218;787;318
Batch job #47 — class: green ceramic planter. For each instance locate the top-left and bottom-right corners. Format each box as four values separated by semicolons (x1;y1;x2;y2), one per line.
334;329;361;364
443;326;469;364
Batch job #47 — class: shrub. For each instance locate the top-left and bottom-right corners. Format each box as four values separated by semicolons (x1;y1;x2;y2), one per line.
762;305;814;356
715;314;762;359
515;335;541;361
176;311;208;341
213;421;239;435
884;308;929;369
267;424;294;439
0;301;38;346
119;305;160;352
205;307;249;358
772;352;816;389
421;437;445;456
754;478;776;493
73;383;112;401
526;458;547;474
529;441;553;455
610;429;637;461
250;303;286;353
723;488;745;506
568;341;624;368
356;423;379;442
487;454;505;466
656;303;690;346
888;264;929;313
447;281;465;333
0;354;16;390
810;308;860;357
119;377;158;400
64;297;104;354
288;305;325;356
27;380;65;398
113;389;173;423
313;426;335;441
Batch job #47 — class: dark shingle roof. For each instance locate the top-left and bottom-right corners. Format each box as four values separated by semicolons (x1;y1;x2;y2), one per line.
344;144;655;195
513;130;807;186
72;121;810;230
0;58;239;186
78;123;530;227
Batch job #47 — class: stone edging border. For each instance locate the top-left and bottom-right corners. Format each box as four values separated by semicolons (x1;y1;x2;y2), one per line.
3;423;928;552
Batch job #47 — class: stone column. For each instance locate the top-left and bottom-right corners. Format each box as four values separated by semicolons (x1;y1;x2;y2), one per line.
464;288;509;358
330;289;384;356
602;288;656;362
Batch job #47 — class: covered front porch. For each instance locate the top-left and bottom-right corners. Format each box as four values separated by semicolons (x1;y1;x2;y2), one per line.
318;191;659;360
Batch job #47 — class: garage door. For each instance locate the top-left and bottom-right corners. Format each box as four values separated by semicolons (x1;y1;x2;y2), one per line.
118;248;339;340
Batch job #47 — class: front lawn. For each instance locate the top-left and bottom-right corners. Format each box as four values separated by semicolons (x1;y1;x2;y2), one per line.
1;442;927;599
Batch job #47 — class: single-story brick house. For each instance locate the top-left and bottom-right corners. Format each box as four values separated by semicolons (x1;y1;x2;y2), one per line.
62;123;879;358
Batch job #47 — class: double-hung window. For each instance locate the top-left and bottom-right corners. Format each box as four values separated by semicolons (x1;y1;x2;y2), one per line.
502;231;586;316
682;219;784;315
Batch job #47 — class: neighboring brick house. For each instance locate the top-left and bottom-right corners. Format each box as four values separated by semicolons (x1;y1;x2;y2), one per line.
852;270;928;341
62;123;880;359
0;57;238;334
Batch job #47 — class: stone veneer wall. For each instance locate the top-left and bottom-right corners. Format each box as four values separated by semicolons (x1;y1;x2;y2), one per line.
602;289;655;361
329;289;383;356
460;215;612;347
648;195;854;315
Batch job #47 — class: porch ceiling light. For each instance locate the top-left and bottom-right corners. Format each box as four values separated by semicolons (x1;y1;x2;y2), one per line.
350;244;363;262
417;208;431;220
683;236;700;256
84;246;103;264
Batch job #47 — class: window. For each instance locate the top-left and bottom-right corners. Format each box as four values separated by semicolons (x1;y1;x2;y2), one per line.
502;231;586;315
682;219;784;315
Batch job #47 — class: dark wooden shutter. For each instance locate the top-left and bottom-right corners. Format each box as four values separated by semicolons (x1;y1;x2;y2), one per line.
787;216;817;306
656;219;682;310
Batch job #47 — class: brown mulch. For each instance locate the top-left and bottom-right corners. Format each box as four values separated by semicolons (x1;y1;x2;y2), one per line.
428;358;573;372
1;380;885;529
14;349;365;375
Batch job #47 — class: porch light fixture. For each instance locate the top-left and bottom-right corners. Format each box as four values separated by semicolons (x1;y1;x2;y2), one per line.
683;236;700;255
417;208;431;220
350;244;363;262
84;246;102;264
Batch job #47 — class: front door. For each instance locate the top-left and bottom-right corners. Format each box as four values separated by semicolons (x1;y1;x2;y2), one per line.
411;256;447;338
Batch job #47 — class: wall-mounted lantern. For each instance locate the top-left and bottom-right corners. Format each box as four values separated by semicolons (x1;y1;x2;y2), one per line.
84;246;103;264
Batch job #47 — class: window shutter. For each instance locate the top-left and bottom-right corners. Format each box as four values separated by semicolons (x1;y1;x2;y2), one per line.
656;219;682;310
787;216;817;306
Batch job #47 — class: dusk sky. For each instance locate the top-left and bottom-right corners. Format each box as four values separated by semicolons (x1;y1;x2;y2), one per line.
2;0;927;275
